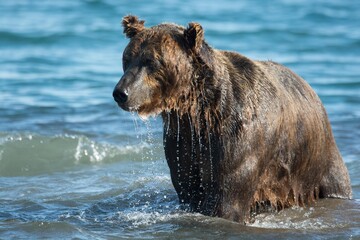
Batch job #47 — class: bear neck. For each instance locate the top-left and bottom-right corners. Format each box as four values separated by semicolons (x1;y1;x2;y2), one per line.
172;45;224;131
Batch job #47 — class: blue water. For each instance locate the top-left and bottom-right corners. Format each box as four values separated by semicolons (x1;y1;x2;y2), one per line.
1;0;360;239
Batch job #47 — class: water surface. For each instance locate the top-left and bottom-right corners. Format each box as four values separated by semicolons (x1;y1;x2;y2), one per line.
1;0;359;239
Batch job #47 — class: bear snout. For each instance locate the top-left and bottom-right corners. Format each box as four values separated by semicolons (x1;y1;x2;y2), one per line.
113;87;128;106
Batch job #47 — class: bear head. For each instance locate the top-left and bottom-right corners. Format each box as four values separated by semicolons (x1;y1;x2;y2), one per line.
113;15;212;119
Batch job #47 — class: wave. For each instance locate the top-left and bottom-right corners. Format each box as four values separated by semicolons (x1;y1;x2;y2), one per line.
0;132;158;177
0;28;113;46
0;31;72;45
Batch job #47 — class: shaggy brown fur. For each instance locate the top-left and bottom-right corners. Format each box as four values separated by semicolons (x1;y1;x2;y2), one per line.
113;15;352;223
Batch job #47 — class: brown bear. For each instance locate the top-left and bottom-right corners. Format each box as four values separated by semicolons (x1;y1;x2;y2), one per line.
113;15;352;223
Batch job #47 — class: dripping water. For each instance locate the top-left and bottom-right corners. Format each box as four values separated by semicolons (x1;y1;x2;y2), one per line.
131;112;142;142
176;111;183;198
144;119;155;161
163;111;171;153
187;114;195;193
197;97;204;207
205;120;214;184
165;111;171;138
176;111;180;145
131;112;158;168
132;112;148;163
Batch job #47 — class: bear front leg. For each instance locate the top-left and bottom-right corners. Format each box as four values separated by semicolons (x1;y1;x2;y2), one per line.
220;188;253;223
218;164;260;223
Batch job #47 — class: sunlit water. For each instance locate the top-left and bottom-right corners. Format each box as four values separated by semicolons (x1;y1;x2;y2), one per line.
1;0;359;239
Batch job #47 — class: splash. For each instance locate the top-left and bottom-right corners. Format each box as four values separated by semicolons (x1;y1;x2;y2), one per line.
74;136;107;163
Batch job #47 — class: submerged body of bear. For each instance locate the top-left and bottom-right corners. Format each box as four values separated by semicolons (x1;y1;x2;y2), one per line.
113;15;352;223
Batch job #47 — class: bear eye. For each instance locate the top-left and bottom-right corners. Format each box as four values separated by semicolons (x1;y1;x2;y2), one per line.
142;58;159;72
143;58;153;66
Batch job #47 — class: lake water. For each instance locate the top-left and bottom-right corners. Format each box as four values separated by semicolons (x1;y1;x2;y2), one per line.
1;0;359;239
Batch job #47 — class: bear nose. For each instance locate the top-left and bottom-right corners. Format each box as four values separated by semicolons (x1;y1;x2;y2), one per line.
113;88;128;104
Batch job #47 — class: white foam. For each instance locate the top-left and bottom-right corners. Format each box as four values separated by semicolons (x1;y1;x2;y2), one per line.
117;211;202;227
118;211;172;227
249;206;340;230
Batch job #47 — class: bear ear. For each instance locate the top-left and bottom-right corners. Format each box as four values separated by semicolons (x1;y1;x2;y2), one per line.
184;22;204;53
122;15;145;38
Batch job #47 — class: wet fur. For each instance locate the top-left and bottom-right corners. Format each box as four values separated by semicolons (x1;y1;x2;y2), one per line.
114;15;352;223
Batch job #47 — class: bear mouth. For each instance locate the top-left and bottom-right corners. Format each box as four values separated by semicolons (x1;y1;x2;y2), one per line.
116;103;160;120
137;107;162;120
118;103;138;113
114;100;139;115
